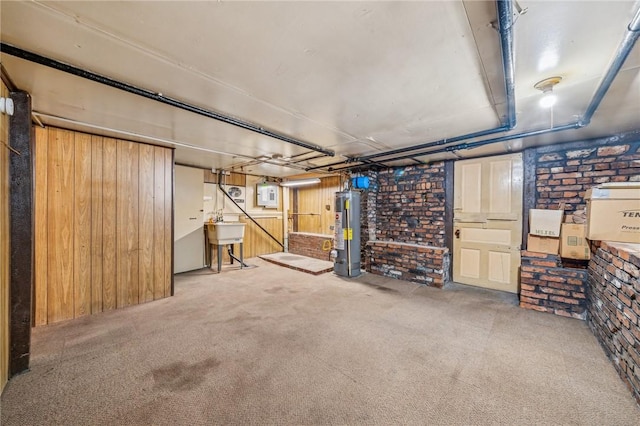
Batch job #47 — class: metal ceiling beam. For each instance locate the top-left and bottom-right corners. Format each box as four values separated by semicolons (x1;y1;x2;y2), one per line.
369;123;581;165
497;0;517;129
331;3;640;171
307;0;518;171
0;42;335;157
580;6;640;126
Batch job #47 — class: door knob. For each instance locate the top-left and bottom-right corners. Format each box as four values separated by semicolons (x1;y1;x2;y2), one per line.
455;229;461;239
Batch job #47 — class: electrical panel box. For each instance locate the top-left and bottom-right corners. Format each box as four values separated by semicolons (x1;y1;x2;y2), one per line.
256;183;279;208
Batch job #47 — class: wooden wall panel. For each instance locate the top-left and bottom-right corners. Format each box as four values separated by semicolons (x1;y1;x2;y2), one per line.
1;80;10;393
204;170;246;186
34;126;48;326
102;138;118;311
73;133;92;317
117;140;139;308
241;217;283;258
91;136;103;313
295;176;341;234
33;128;174;325
153;147;166;300
47;128;75;323
164;149;173;297
138;144;154;303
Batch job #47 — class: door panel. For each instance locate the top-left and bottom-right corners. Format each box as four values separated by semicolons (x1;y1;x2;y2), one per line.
460;248;481;279
489;160;512;213
488;252;511;283
463;228;510;245
460;163;482;213
453;153;523;293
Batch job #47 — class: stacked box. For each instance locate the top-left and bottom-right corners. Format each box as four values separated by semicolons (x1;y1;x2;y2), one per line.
585;184;640;244
528;208;563;255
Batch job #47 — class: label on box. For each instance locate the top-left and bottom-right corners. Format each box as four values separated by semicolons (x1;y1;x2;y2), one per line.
529;209;563;237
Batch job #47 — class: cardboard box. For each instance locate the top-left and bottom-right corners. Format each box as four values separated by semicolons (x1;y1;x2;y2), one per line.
529;209;563;237
587;184;640;200
527;234;560;255
585;186;640;244
560;224;590;260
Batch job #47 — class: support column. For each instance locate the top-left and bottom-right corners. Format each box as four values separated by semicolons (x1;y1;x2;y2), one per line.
9;91;33;376
444;160;454;280
522;148;537;249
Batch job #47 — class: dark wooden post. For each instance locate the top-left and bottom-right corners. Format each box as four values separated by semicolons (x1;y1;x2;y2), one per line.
9;90;33;376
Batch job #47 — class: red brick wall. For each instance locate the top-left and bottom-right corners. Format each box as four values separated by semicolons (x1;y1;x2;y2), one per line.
361;163;450;286
288;232;333;261
587;241;640;405
534;135;640;214
360;171;378;259
374;163;446;246
519;251;588;319
366;241;449;287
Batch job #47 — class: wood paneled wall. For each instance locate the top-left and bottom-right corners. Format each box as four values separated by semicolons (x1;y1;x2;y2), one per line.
34;127;173;326
1;80;10;393
204;170;246;186
294;176;342;234
240;217;284;258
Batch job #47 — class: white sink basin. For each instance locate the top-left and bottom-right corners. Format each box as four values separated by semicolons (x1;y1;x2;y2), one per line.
207;222;246;244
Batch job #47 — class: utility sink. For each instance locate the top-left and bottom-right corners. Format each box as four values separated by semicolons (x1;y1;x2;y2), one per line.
207;222;246;245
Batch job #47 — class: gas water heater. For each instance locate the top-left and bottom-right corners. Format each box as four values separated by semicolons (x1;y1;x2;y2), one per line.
333;191;361;277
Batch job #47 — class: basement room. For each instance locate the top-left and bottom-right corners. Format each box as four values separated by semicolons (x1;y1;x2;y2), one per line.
1;0;639;424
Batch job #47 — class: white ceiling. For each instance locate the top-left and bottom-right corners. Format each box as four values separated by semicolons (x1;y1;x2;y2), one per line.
1;1;639;177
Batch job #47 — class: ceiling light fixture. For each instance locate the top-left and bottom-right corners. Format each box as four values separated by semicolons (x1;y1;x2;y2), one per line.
534;76;562;108
279;178;321;187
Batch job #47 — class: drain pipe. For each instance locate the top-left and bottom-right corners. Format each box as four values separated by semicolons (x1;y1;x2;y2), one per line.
0;43;335;157
332;4;640;169
307;0;518;171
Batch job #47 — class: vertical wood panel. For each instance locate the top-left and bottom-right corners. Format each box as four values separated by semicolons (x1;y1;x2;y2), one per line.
164;149;173;297
91;136;103;314
32;127;174;326
73;133;92;317
297;176;340;234
34;126;48;326
47;128;75;323
153;147;166;300
138;144;155;303
117;140;139;308
102;138;117;311
0;80;10;392
240;217;283;258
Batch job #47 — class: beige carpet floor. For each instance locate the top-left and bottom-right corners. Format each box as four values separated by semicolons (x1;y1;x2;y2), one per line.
1;258;638;425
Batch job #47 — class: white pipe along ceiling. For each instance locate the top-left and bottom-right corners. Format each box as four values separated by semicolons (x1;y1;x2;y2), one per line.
1;1;639;178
